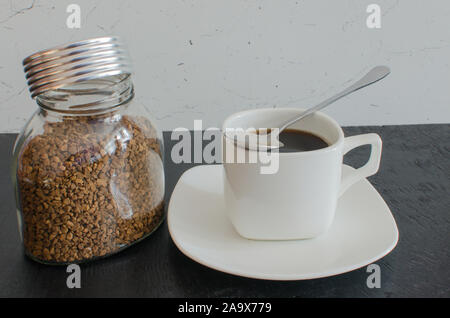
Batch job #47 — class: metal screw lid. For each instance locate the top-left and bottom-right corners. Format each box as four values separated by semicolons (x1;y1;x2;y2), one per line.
22;36;132;98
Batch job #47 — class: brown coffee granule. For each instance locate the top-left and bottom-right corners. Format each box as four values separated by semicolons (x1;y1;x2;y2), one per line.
16;114;165;264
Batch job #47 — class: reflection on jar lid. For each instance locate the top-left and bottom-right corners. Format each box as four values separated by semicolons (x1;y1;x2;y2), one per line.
22;36;132;98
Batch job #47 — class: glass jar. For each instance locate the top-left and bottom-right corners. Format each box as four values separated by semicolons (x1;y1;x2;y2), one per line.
12;37;165;264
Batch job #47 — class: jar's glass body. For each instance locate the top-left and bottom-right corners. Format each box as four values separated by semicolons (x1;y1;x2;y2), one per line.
12;76;165;264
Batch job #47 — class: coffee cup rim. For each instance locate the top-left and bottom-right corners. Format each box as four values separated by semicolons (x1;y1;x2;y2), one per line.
222;107;345;155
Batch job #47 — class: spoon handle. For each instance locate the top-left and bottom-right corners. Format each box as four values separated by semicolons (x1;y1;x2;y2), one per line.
280;66;391;131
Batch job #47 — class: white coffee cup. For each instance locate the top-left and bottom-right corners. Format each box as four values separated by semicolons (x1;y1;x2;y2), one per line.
222;108;382;240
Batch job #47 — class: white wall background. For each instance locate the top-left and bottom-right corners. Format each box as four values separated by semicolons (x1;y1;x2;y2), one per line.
0;0;449;132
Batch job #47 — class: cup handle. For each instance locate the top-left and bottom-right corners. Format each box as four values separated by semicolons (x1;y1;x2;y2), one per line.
339;133;382;196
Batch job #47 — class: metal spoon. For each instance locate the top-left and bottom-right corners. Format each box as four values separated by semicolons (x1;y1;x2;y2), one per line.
234;65;391;151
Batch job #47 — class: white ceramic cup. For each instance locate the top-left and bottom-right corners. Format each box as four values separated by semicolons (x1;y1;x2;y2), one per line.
222;108;382;240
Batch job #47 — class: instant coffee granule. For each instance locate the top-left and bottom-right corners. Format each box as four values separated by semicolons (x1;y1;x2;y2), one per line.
17;115;164;263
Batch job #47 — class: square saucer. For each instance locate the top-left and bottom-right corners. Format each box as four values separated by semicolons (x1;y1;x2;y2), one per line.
168;165;398;280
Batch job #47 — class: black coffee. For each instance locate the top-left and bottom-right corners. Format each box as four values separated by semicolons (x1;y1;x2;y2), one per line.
278;129;329;152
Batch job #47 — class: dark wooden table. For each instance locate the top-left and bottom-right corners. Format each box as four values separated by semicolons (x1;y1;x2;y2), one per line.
0;124;449;297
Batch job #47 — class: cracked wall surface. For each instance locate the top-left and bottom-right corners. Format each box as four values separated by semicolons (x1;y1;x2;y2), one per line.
0;0;449;132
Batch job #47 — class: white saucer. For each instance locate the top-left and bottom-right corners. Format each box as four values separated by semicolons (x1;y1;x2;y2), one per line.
168;165;398;280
